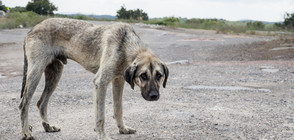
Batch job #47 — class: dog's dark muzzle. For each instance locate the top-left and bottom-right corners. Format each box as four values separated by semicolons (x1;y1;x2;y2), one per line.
143;91;159;101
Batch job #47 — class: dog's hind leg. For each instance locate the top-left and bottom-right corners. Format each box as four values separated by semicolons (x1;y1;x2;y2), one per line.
37;59;63;133
19;58;48;140
112;77;136;134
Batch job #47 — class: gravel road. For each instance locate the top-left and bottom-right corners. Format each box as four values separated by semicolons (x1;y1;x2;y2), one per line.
0;21;294;140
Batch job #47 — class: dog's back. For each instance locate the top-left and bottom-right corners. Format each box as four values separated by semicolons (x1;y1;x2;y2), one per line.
27;18;94;42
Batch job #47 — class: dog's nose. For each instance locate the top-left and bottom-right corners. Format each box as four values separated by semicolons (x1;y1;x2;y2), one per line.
149;91;159;101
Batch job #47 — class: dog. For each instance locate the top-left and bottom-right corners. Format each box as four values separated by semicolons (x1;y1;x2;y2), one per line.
19;18;169;140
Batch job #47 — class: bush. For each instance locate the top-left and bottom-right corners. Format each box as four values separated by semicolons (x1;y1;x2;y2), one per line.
273;23;283;30
246;21;265;30
146;20;167;25
0;11;47;29
145;17;179;26
163;17;179;26
11;6;27;12
74;14;88;20
183;18;227;31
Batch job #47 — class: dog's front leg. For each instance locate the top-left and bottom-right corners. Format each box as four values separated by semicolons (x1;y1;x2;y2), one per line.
112;77;136;134
93;73;111;140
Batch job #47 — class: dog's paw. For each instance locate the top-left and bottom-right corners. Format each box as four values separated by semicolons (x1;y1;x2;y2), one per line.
22;134;35;140
22;132;34;140
119;126;136;134
22;125;34;140
42;122;61;132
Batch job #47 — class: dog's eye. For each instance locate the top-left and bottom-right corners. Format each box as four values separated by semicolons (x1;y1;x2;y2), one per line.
140;73;147;81
156;73;162;81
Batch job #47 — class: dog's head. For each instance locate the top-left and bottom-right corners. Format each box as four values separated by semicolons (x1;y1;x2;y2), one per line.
124;53;169;101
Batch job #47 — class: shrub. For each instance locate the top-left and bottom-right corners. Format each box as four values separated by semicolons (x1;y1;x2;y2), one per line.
145;17;179;26
146;20;167;25
183;18;227;31
272;23;283;30
246;21;265;30
74;14;88;20
163;17;179;26
0;11;46;29
11;6;27;12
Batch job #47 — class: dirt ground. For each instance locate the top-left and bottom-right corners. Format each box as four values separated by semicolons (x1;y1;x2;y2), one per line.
0;21;294;140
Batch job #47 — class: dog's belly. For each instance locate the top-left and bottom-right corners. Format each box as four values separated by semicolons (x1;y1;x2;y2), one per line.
57;36;103;74
68;52;101;74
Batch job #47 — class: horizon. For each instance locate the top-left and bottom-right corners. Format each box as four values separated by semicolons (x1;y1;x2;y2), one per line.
2;0;294;22
58;12;284;23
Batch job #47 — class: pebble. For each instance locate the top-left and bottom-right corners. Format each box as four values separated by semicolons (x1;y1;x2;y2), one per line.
260;65;279;73
271;46;294;51
166;60;189;65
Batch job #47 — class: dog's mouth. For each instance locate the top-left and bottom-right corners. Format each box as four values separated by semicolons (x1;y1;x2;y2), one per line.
142;91;160;101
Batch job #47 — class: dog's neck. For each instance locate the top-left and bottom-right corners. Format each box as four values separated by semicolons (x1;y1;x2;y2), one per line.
126;47;148;64
123;30;158;66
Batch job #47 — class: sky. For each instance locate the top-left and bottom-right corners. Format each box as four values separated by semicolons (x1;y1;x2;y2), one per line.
2;0;294;22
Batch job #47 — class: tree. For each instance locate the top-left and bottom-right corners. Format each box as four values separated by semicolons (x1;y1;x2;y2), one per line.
116;6;130;19
0;0;7;12
283;12;294;29
116;5;148;20
132;9;148;20
26;0;57;15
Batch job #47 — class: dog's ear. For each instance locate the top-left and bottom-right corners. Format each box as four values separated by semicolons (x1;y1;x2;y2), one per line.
162;63;169;88
124;65;137;90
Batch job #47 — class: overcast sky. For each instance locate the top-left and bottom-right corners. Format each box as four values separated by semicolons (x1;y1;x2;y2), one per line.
2;0;294;22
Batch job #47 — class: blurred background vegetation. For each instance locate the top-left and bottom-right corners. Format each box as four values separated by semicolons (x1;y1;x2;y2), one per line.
0;0;293;34
144;16;294;34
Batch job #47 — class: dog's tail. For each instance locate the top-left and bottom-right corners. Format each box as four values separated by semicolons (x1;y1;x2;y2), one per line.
21;40;28;98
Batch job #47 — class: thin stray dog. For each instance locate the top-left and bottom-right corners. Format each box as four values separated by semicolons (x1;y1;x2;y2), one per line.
19;18;169;140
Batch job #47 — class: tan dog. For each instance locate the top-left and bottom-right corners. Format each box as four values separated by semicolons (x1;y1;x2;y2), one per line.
19;18;169;140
